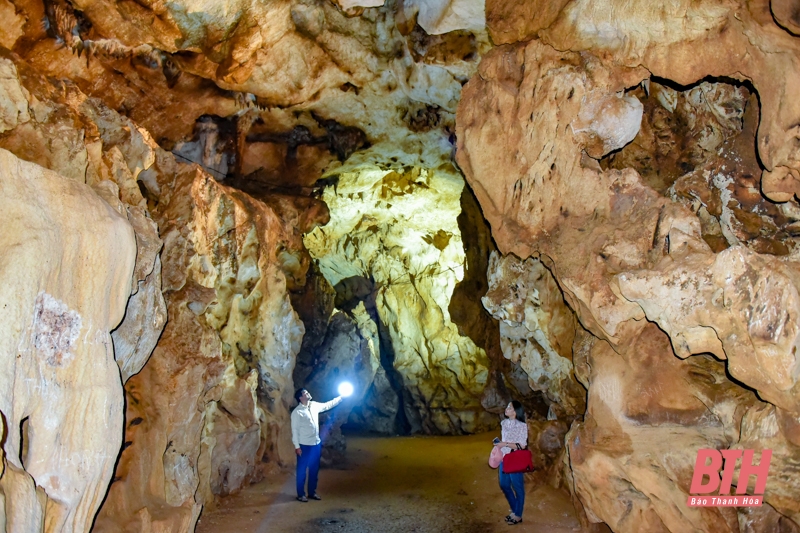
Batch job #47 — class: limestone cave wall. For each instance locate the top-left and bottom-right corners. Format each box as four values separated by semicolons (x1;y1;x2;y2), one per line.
0;51;321;532
457;1;800;530
0;51;158;532
93;158;317;532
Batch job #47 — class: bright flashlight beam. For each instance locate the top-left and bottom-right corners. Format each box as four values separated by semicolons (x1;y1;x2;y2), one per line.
338;382;354;397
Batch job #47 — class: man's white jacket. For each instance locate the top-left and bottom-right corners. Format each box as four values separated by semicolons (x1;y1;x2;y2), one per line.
291;397;343;448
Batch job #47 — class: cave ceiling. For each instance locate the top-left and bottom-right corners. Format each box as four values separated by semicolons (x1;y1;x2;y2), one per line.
6;0;490;188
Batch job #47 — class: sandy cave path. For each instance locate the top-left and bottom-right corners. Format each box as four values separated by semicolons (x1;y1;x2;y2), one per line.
196;432;584;533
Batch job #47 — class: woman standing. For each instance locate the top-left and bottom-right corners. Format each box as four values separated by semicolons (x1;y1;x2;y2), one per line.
494;400;528;525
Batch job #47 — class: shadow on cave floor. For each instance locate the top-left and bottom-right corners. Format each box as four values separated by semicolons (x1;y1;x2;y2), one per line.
195;433;582;533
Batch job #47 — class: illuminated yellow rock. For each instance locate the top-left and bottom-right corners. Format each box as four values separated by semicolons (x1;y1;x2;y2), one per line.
305;163;495;433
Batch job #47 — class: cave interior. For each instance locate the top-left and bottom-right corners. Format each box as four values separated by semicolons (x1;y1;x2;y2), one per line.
2;0;800;531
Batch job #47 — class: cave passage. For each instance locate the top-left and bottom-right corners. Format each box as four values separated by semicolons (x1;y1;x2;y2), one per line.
195;432;585;533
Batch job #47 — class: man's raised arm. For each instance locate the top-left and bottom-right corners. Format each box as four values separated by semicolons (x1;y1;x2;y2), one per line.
316;396;343;413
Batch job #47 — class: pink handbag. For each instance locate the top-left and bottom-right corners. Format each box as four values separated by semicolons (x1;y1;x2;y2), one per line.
489;446;503;469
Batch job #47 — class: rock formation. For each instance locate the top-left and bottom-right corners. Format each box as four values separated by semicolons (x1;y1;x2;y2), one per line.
0;52;165;532
93;161;315;532
304;163;497;434
456;3;800;530
0;146;136;532
0;50;320;532
482;252;586;417
3;0;800;531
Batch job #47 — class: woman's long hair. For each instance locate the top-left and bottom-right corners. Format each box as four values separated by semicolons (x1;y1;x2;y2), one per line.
510;400;526;423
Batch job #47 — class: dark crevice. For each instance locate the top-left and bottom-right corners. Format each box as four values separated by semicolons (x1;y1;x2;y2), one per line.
19;416;29;467
245;115;369;164
336;276;411;435
374;306;413;435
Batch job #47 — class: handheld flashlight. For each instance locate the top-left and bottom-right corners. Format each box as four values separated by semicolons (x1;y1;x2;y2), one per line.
338;382;354;397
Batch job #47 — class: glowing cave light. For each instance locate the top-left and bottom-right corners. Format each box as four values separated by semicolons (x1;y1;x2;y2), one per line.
338;382;354;397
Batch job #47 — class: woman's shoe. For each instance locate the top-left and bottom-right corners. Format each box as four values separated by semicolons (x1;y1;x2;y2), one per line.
507;517;522;525
505;514;514;522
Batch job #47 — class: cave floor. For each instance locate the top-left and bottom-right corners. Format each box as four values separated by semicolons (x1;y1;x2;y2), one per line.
195;432;583;533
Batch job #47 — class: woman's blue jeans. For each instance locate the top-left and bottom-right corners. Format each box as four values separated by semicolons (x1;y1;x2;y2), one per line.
499;462;525;517
296;443;322;498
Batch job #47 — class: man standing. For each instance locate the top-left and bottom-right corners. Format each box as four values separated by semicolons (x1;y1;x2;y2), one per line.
291;388;343;502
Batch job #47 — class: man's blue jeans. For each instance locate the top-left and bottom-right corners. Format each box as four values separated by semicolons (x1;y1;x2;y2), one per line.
499;462;525;517
296;443;322;498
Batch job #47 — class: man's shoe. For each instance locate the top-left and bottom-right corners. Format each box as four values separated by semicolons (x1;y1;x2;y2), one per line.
310;493;322;500
296;496;308;502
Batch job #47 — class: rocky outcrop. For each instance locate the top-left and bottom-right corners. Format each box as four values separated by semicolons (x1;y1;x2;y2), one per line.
103;154;167;383
457;8;800;529
92;132;317;532
8;0;491;195
449;182;527;418
334;0;485;35
566;324;760;532
489;0;800;205
482;252;585;417
0;51;171;533
0;51;168;387
0;147;136;532
304;163;497;434
0;51;320;532
619;246;800;412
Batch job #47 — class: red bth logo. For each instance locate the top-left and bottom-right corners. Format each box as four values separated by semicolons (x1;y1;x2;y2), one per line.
687;449;771;507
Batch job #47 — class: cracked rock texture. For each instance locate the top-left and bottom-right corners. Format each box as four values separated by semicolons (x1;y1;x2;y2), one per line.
0;52;166;533
304;163;496;434
0;51;316;532
92;131;316;533
482;252;585;417
457;4;800;529
0;51;168;386
0;147;136;533
8;0;490;181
